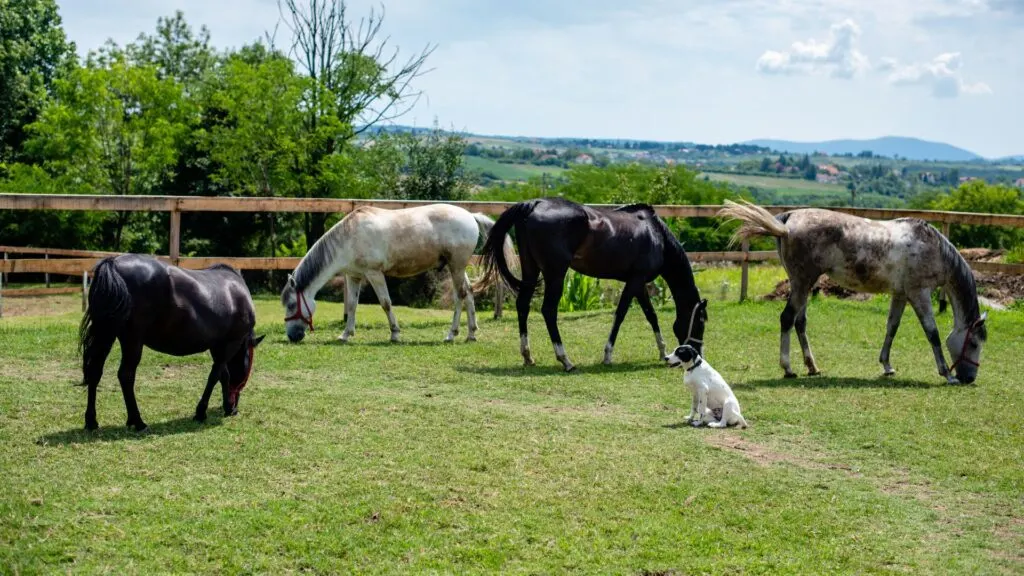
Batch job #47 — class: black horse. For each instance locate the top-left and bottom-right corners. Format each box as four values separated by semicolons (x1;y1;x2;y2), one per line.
476;197;707;371
79;254;265;431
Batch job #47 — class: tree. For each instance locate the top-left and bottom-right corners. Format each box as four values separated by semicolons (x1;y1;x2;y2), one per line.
277;0;435;243
26;57;194;251
123;10;214;86
0;0;76;163
399;122;469;201
759;156;772;172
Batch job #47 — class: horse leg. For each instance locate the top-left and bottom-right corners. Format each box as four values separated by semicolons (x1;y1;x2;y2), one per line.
795;306;821;376
780;280;813;378
339;275;363;342
541;267;574;372
115;338;147;432
194;358;227;422
364;271;400;342
82;332;116;431
635;287;666;360
603;279;642;365
908;288;958;384
517;261;541;366
461;270;478;342
879;294;908;377
444;265;464;343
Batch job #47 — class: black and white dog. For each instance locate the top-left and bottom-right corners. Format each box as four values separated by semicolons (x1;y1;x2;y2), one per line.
664;344;748;428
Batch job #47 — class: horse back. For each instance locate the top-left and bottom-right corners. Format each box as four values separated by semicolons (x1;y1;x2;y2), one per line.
780;210;946;293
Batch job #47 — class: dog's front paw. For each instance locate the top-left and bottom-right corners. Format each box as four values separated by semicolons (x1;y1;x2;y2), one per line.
708;421;726;428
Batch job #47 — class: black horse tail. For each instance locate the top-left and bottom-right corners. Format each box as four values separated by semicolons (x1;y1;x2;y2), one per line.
78;257;132;371
472;200;537;294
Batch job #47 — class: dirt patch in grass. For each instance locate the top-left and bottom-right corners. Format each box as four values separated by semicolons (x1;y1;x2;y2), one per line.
704;434;857;474
761;275;873;302
0;294;81;318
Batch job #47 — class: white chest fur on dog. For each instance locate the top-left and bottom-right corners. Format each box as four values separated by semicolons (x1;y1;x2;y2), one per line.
664;345;748;429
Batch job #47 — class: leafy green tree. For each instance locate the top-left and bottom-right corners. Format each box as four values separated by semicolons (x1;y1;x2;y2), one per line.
25;57;194;251
277;0;435;243
0;0;76;163
929;180;1024;249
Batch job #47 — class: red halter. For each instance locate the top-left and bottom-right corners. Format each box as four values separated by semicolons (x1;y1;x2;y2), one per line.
284;289;314;332
949;317;984;372
228;343;255;405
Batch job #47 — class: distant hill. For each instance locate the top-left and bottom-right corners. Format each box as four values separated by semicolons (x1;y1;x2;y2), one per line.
742;137;982;162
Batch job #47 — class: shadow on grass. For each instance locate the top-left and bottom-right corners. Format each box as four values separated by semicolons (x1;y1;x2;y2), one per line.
36;414;226;446
733;375;935;390
456;359;660;377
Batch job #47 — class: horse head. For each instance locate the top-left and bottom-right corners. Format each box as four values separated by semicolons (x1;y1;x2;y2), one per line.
281;274;316;343
947;312;988;384
225;333;266;414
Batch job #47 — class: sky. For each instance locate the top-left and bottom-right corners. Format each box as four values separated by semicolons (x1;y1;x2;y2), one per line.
55;0;1024;158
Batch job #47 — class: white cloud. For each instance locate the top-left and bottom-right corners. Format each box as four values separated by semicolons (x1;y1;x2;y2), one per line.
884;52;992;98
755;19;870;79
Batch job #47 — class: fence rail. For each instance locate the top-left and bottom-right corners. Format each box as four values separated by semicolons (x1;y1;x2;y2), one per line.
2;194;1022;317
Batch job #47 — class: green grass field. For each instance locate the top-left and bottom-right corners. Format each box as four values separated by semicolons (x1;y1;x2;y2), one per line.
463;155;566;182
2;266;1022;573
701;172;845;193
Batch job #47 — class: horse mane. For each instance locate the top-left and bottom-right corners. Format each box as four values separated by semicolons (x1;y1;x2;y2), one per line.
614;202;656;214
923;220;985;335
293;220;346;292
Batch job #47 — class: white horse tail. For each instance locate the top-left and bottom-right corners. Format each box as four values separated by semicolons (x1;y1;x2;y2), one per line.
717;199;790;247
472;212;519;288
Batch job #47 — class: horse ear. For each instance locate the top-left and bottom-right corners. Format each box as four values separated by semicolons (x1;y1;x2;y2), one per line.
253;334;266;347
700;298;708;308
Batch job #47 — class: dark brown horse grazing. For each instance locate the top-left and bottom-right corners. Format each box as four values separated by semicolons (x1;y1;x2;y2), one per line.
79;255;265;431
476;197;707;372
718;199;987;384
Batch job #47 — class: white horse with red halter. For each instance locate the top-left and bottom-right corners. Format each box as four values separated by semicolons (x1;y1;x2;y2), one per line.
280;204;517;344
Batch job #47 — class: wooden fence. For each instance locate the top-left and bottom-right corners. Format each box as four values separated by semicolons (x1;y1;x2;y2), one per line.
2;193;1023;317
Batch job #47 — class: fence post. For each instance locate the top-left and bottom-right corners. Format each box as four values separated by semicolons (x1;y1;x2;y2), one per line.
2;252;6;288
739;239;750;302
169;207;182;265
44;253;50;288
82;271;88;312
493;282;504;319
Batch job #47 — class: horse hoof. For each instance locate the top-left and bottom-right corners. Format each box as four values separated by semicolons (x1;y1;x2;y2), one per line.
85;420;98;431
564;364;576;373
523;358;536;367
193;412;207;423
807;370;822;377
130;422;148;433
783;372;798;379
882;370;896;378
465;335;477;342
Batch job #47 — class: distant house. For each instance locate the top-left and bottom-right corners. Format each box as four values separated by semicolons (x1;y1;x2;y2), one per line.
573;154;594;165
816;164;840;177
1014;177;1024;188
919;172;938;184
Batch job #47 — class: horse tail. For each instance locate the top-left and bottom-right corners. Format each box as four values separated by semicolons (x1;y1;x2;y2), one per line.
716;199;790;247
78;257;132;373
472;201;535;294
472;212;519;290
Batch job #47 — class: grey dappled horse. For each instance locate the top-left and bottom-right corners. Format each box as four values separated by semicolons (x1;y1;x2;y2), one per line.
718;200;988;384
